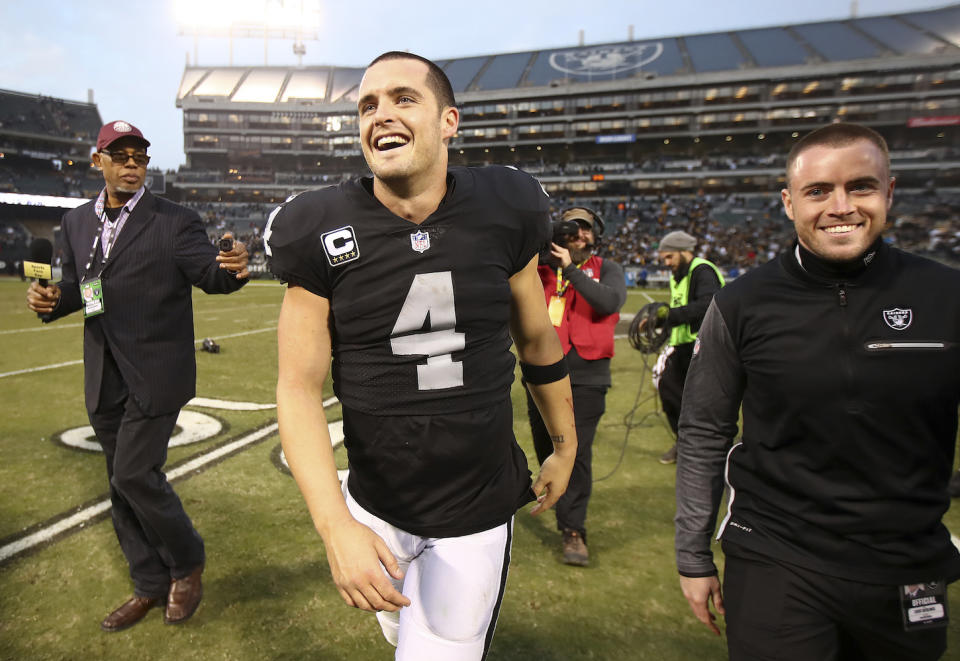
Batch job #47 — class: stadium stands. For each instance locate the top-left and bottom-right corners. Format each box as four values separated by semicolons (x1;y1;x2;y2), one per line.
2;5;958;275
174;3;960;203
587;191;960;274
0;89;104;197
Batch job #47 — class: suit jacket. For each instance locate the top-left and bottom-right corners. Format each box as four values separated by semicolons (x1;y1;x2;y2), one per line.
46;189;247;416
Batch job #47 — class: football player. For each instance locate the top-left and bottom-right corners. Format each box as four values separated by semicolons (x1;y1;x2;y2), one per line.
267;51;578;660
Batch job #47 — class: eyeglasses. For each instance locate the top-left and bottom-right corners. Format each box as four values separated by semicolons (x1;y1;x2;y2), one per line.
101;150;150;167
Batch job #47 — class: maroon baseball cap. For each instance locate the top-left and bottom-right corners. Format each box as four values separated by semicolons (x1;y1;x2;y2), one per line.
97;120;150;151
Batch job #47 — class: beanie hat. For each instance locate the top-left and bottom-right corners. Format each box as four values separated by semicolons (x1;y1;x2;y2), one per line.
659;230;696;252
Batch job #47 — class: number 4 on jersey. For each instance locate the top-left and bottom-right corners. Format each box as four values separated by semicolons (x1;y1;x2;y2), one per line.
390;272;465;390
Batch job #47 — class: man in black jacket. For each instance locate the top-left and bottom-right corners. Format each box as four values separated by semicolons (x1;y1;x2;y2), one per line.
675;122;960;660
26;121;249;632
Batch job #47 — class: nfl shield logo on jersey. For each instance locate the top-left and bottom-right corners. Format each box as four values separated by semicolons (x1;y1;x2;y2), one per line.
883;307;912;330
410;230;431;253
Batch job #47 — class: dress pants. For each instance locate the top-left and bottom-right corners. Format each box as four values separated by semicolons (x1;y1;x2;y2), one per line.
658;341;694;435
527;384;607;537
88;349;205;598
722;542;947;660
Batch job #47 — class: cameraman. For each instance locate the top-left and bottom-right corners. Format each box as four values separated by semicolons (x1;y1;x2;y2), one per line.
526;207;626;566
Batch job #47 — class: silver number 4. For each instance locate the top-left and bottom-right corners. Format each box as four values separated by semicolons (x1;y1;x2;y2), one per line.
390;272;465;390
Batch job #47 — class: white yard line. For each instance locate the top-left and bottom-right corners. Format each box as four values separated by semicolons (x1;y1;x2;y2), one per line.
0;424;275;563
0;395;338;563
0;326;277;380
0;322;84;335
0;359;84;379
0;501;115;561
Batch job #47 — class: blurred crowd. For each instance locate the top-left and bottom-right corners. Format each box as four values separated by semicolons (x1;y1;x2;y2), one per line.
548;191;960;275
2;187;956;281
176;190;959;281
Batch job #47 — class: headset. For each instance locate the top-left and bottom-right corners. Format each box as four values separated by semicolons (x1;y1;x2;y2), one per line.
564;206;605;238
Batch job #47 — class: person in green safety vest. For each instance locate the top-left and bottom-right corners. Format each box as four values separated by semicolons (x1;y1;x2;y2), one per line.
652;230;724;464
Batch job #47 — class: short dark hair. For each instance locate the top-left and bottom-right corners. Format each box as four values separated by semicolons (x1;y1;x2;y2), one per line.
367;51;456;110
785;122;890;186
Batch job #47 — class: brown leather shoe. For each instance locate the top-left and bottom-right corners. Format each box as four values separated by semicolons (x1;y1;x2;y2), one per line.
164;565;203;625
100;595;164;632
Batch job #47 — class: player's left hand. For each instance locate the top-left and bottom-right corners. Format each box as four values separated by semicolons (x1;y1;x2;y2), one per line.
216;232;250;279
549;242;573;268
680;575;725;636
530;450;575;515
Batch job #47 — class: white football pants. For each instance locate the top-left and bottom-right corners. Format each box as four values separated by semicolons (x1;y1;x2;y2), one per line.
343;482;513;661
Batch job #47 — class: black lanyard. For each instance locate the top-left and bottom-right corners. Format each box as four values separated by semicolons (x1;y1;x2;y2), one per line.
82;212;111;280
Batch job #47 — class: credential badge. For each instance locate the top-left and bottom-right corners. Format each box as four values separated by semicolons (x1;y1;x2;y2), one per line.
410;230;430;254
321;226;359;267
883;307;912;331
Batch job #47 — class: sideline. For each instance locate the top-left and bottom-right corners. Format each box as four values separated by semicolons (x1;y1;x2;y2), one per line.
0;326;278;379
0;395;337;564
0;322;84;335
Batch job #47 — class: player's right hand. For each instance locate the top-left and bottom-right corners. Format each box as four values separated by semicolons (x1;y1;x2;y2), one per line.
323;519;411;612
26;282;60;314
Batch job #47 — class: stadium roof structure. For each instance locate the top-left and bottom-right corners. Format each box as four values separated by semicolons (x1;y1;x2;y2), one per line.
177;3;960;108
173;3;960;203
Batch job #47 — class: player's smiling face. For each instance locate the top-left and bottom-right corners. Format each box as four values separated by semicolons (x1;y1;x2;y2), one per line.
357;58;458;188
782;139;894;263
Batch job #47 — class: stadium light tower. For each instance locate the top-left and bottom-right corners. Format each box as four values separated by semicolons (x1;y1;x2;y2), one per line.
175;0;320;66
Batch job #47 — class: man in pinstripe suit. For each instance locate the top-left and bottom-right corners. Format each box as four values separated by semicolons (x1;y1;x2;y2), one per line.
26;121;249;632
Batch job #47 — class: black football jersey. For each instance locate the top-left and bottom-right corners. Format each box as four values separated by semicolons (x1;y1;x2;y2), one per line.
267;165;551;536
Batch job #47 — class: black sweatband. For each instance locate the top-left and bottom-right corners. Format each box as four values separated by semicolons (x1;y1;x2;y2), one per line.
520;358;569;385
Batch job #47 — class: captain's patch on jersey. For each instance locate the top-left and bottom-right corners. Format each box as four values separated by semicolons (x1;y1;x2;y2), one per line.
410;229;430;253
321;226;360;266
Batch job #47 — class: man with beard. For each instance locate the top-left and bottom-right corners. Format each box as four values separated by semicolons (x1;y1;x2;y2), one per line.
652;230;724;464
526;206;626;566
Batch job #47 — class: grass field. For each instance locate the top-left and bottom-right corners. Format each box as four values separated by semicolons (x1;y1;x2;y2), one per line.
1;276;958;660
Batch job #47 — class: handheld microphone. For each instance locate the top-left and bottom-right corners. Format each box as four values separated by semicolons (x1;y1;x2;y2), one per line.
24;238;53;286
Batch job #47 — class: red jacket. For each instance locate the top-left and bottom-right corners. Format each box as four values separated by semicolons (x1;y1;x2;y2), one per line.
537;255;618;360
